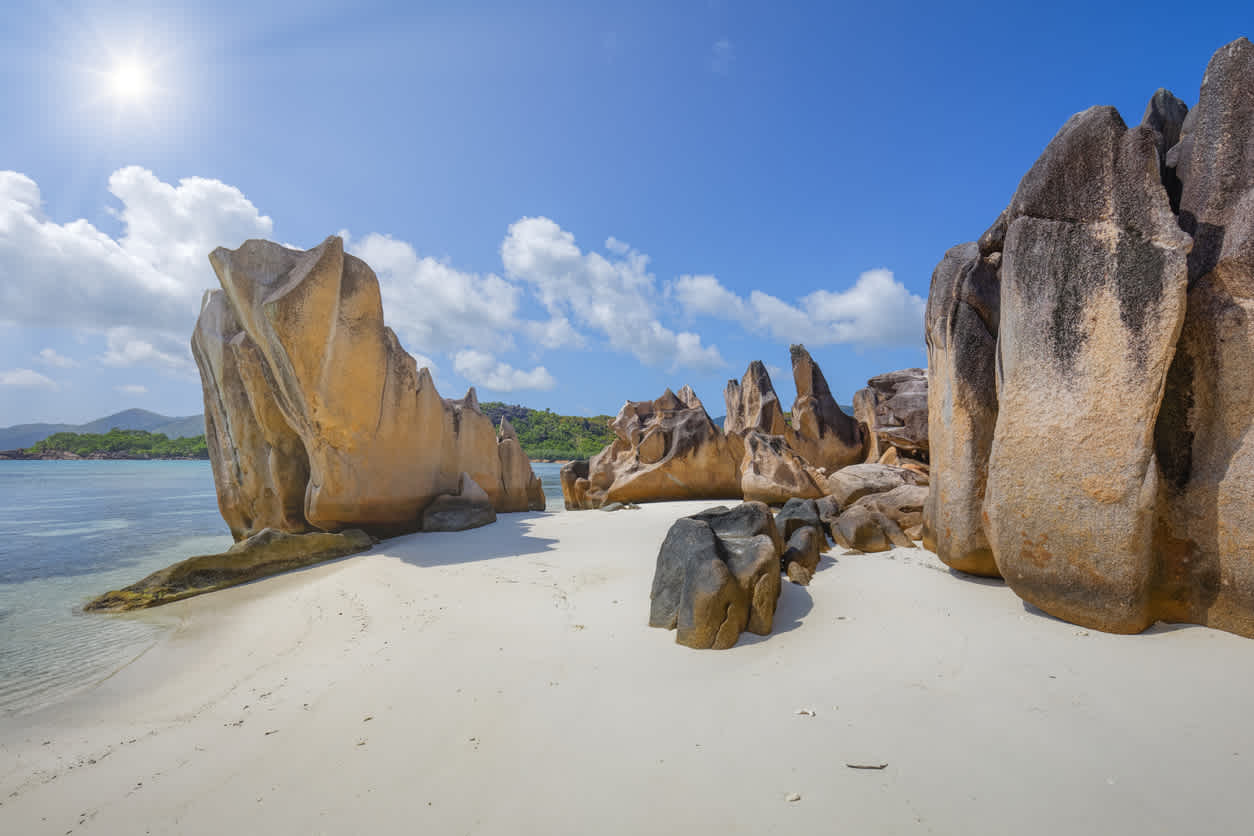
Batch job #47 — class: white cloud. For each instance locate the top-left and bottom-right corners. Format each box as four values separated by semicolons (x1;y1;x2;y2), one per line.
0;368;57;388
710;39;734;74
524;315;586;350
673;269;925;348
344;232;520;354
38;348;77;368
101;327;195;373
453;349;556;392
116;384;147;395
0;167;272;373
501;217;725;372
673;274;752;324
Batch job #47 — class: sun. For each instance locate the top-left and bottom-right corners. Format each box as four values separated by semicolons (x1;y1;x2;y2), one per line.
107;59;151;103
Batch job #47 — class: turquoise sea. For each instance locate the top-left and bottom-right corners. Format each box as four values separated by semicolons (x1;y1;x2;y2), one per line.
0;460;567;716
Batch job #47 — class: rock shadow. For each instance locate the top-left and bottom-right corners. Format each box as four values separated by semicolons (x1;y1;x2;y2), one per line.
374;512;561;569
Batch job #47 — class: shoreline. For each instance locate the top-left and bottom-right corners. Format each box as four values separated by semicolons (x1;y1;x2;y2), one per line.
4;501;1254;834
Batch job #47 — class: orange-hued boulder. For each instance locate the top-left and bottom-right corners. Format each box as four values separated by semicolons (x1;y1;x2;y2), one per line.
562;348;901;510
193;236;542;539
568;386;743;509
787;345;865;471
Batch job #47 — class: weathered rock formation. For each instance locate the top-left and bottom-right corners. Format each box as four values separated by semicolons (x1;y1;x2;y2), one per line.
563;346;868;509
563;386;743;509
193;236;545;541
85;528;373;611
788;345;866;471
926;38;1254;637
853;368;928;465
923;242;1001;576
650;503;784;649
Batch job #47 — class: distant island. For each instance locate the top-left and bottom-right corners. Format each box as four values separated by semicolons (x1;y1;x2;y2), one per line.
0;404;615;462
1;428;209;460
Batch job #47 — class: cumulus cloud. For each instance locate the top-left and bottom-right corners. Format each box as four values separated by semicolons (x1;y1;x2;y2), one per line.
501;217;725;372
673;269;925;348
0;368;57;388
101;327;195;373
0;167;272;373
38;348;77;368
453;349;556;392
115;384;147;395
345;232;521;354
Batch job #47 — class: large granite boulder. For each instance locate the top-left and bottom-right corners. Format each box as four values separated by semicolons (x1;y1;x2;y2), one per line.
831;506;912;553
826;463;923;507
925;38;1254;638
1154;38;1254;636
852;368;928;464
85;528;373;611
193;237;544;539
649;505;783;649
849;484;928;533
788;344;865;471
922;241;1001;576
567;386;743;509
983;103;1192;633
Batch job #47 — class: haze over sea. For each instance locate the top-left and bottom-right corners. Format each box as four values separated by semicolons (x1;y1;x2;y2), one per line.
0;460;566;716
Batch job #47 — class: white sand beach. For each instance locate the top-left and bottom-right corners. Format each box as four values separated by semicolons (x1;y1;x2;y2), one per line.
3;501;1254;835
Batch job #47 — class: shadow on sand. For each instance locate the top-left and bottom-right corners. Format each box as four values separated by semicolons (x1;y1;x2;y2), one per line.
370;511;561;569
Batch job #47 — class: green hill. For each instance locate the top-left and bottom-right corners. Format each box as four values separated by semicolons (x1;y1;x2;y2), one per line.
480;402;615;461
27;429;208;459
0;409;205;450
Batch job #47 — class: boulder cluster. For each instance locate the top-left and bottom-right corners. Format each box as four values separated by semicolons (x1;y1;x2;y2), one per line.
925;37;1254;637
650;471;929;649
193;236;545;542
561;345;928;510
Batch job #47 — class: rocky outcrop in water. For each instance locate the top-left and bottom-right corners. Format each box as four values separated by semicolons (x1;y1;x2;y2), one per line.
925;37;1254;637
193;236;545;541
85;528;374;611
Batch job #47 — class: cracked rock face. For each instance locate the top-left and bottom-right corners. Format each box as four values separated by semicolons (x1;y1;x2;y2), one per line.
926;37;1254;638
193;236;543;540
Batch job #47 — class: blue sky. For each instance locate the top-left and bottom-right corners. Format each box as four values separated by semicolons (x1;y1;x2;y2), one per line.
0;0;1247;426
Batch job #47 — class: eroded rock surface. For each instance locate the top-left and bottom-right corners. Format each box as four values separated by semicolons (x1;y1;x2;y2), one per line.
193;237;544;539
85;528;373;611
853;368;928;464
564;347;895;510
926;38;1254;638
649;505;784;649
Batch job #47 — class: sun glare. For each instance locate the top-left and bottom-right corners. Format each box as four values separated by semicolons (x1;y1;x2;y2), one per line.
107;59;151;102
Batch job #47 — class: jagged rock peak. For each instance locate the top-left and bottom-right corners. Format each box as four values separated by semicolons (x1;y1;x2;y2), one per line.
724;360;787;436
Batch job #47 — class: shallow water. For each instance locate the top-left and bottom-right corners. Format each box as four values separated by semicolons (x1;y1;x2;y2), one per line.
0;461;232;716
0;459;570;716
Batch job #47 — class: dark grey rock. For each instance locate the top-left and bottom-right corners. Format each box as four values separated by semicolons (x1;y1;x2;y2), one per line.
782;526;822;574
649;518;723;630
720;534;782;635
421;494;497;532
689;500;784;556
775;497;822;540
